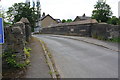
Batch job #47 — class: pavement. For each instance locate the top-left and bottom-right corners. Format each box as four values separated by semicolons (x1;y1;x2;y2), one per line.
34;34;118;78
23;37;51;78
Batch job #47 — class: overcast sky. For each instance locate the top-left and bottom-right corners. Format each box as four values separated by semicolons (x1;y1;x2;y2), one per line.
0;0;119;20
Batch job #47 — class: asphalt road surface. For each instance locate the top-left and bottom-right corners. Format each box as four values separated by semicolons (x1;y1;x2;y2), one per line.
34;35;118;78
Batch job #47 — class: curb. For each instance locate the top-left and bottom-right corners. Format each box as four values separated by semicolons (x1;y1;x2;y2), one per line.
33;37;60;79
51;35;119;52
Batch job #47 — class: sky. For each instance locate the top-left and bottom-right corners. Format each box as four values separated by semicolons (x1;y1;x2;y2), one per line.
0;0;119;20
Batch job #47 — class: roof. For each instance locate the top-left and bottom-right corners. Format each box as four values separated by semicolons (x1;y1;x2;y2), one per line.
74;14;91;21
40;14;55;21
51;19;98;27
20;17;30;23
40;14;61;23
76;16;91;20
55;19;61;23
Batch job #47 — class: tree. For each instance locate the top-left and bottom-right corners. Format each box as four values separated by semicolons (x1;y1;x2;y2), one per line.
0;7;11;26
66;19;72;23
92;2;112;22
7;3;38;31
107;16;120;25
62;19;66;23
62;19;72;23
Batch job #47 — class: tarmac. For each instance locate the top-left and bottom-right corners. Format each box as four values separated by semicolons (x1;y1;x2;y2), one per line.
51;35;119;52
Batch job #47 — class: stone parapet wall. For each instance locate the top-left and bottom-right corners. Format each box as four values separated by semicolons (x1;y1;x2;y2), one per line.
41;24;91;37
41;23;120;39
91;24;120;39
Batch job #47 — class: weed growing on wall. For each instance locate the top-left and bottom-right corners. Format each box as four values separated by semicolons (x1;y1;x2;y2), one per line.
3;47;31;68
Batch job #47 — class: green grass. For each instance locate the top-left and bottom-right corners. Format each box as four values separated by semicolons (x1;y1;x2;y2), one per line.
48;71;53;75
108;37;120;42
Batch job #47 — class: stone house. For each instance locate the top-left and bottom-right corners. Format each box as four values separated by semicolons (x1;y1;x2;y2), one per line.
74;14;91;22
39;14;61;28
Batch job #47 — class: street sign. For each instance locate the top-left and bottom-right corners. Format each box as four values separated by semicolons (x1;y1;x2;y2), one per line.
0;18;4;44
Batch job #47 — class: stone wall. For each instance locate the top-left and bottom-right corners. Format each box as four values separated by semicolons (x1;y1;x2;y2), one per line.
41;24;92;37
3;18;31;65
91;24;120;39
41;23;120;39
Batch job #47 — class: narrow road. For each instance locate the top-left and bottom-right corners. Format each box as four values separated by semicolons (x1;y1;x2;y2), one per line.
34;35;118;78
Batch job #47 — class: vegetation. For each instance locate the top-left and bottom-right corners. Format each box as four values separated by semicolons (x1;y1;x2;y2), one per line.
92;33;106;41
92;1;112;22
92;34;120;43
48;70;53;75
3;47;31;68
62;19;66;23
24;47;31;58
66;19;73;22
107;16;120;25
7;3;38;31
108;37;120;42
62;19;73;23
0;8;12;26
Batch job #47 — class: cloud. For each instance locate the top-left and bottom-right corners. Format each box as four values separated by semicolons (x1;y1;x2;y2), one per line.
0;0;119;20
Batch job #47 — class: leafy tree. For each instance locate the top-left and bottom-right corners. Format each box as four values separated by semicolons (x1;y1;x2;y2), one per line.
66;19;72;23
62;19;66;23
0;8;11;26
7;3;37;31
62;19;72;23
92;2;112;22
107;16;120;25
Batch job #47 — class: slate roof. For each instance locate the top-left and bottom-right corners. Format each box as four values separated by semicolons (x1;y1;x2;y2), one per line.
76;16;91;20
40;14;61;23
74;14;91;21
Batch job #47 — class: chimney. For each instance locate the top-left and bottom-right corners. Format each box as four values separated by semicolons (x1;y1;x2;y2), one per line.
42;12;45;17
83;13;86;17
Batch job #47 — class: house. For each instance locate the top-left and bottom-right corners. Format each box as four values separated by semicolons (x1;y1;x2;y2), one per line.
39;14;61;28
74;14;91;22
